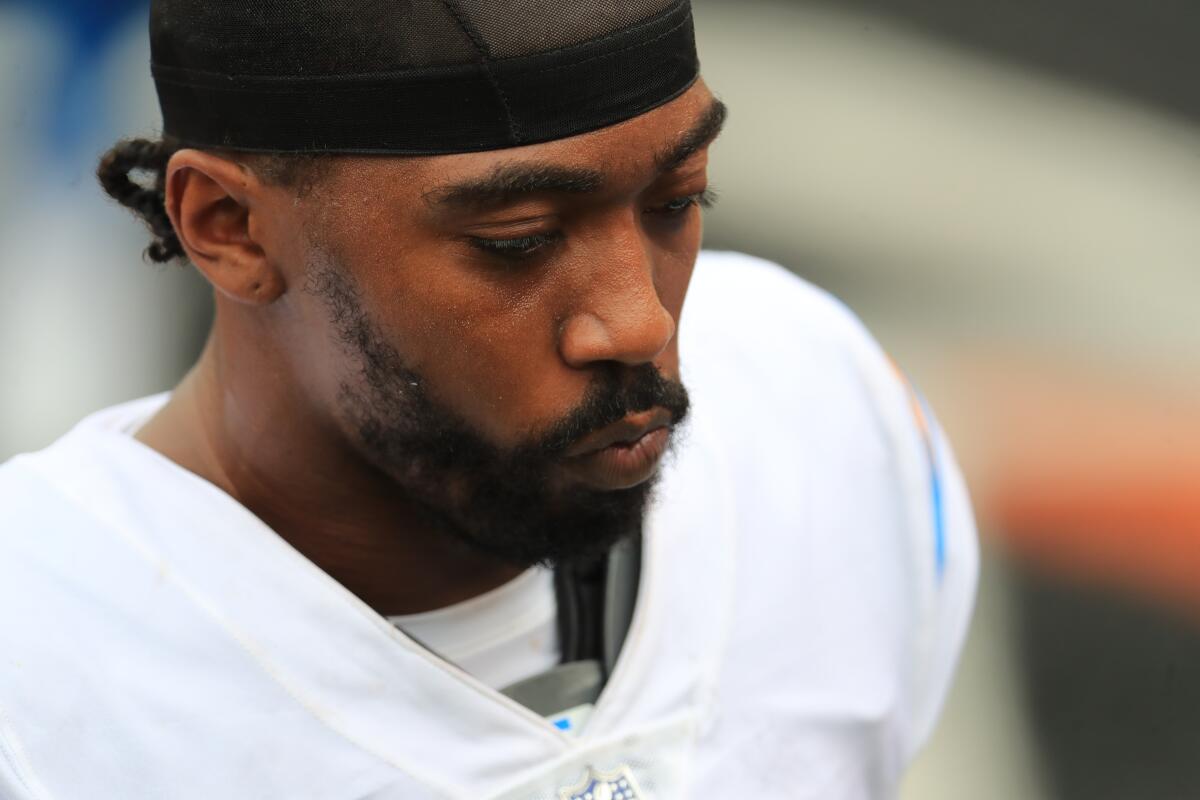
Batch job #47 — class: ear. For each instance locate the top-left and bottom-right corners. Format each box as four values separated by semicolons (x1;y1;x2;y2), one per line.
164;149;285;305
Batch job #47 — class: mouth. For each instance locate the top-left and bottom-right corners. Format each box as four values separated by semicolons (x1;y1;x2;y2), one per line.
561;409;674;490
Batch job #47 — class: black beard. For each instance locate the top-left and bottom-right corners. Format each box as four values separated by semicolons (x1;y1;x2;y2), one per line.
307;265;690;567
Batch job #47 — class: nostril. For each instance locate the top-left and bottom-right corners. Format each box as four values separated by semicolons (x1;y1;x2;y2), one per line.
559;302;675;368
559;312;612;369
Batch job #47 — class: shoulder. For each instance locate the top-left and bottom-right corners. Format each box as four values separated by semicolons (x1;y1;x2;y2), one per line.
0;422;155;644
0;448;100;564
682;250;978;763
0;439;138;798
0;396;203;644
0;399;174;719
0;394;169;537
685;250;895;401
688;249;862;340
0;406;371;798
683;250;923;476
0;400;153;554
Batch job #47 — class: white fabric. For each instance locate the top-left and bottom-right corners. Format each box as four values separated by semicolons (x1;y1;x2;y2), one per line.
0;251;978;799
387;567;560;691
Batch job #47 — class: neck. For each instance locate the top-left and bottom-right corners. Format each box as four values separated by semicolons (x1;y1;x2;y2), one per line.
136;327;523;615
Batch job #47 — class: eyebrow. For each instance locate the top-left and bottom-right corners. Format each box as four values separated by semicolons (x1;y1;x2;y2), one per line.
426;163;604;211
656;98;728;172
426;98;728;211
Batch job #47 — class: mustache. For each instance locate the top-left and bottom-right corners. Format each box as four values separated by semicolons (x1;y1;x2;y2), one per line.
535;364;690;457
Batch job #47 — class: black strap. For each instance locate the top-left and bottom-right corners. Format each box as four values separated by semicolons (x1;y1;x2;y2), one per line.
153;2;698;154
553;532;643;678
554;554;607;666
395;532;642;717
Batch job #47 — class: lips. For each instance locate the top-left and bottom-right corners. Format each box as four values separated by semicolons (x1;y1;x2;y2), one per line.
561;409;675;490
565;409;673;457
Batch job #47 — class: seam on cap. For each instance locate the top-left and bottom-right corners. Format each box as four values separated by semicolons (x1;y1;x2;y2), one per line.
526;14;691;76
440;0;523;145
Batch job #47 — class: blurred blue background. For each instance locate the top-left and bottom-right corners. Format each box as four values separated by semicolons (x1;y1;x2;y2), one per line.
3;2;1199;797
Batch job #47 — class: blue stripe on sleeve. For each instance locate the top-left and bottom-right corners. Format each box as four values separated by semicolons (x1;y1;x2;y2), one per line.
915;392;947;581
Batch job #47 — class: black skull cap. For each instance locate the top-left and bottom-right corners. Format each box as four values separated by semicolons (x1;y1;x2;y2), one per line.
150;0;699;154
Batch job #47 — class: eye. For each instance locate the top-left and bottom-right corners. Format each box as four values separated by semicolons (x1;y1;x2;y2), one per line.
468;231;563;261
650;188;719;217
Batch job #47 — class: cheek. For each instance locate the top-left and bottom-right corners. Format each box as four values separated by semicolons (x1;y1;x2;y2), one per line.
403;225;701;440
657;216;701;327
356;248;575;445
659;242;697;321
335;203;703;446
287;185;560;445
642;214;701;379
657;252;696;378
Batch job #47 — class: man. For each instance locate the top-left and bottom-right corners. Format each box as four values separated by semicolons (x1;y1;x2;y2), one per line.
0;1;977;798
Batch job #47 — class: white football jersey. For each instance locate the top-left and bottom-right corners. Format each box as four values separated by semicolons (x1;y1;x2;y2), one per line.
0;251;977;799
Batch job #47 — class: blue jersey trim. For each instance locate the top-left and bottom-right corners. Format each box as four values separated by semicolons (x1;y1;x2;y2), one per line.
915;392;947;580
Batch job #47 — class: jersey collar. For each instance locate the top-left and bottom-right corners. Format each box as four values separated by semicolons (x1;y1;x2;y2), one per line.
42;396;736;797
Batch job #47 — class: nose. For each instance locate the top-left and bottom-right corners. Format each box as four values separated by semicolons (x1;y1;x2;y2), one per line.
558;245;676;369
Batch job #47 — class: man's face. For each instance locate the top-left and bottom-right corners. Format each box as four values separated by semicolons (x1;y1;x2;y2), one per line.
261;81;723;565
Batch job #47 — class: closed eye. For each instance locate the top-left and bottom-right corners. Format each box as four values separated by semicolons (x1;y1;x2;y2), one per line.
468;231;563;261
650;188;719;216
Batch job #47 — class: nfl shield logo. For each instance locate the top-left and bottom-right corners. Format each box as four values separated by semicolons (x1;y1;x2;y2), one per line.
557;764;645;800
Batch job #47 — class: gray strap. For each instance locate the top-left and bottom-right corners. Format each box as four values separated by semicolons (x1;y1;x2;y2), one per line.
499;660;604;717
502;534;642;717
602;534;642;676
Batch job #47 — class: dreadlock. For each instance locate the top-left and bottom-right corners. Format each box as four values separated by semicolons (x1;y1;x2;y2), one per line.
97;138;181;263
96;137;329;264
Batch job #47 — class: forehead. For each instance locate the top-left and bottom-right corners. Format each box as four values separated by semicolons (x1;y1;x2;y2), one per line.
327;80;718;199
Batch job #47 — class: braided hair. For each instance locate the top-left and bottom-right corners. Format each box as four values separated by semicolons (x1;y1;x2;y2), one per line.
96;138;329;264
97;138;183;263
